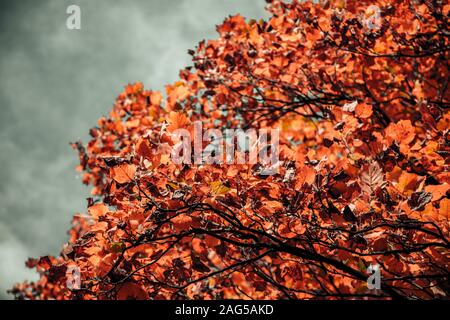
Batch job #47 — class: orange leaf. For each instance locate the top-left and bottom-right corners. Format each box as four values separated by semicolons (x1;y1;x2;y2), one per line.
117;282;149;300
424;183;450;202
260;200;284;215
205;235;220;247
355;103;373;119
136;138;153;160
172;215;193;232
111;164;136;184
439;198;449;218
94;253;115;278
397;171;421;194
88;203;109;219
385;120;416;145
295;166;316;188
150;91;162;106
125;82;143;95
192;238;203;254
210;181;230;195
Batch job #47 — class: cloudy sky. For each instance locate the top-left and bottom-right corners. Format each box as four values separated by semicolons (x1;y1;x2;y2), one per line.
0;0;267;298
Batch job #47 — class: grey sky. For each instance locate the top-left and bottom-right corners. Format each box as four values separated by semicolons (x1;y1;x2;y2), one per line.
0;0;267;298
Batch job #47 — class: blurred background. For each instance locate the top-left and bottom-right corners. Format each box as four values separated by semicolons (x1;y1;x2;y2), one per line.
0;0;267;298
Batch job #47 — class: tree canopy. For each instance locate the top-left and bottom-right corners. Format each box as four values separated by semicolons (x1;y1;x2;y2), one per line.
11;0;449;300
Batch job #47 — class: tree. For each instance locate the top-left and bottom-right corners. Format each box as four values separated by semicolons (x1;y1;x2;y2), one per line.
11;0;449;300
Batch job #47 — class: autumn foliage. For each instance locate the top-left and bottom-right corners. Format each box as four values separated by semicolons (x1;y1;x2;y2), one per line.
11;0;449;300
